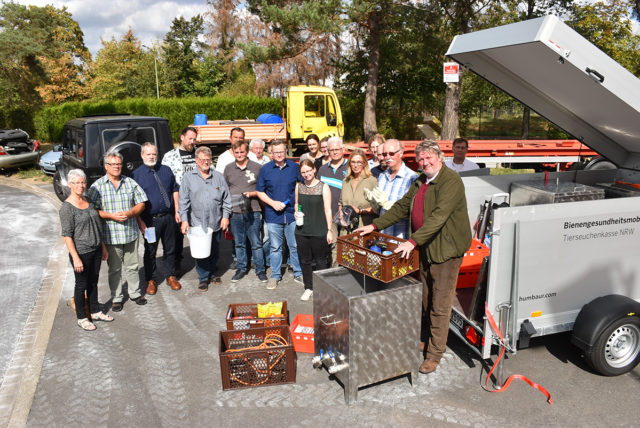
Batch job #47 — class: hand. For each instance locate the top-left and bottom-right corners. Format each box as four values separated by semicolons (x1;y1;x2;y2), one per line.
101;246;108;261
394;240;416;259
175;212;181;224
221;218;229;231
327;230;334;244
272;201;286;211
72;256;84;273
354;224;375;236
112;211;128;222
181;221;189;235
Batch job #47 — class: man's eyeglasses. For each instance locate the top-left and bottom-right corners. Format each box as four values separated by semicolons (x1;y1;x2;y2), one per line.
381;150;400;157
272;150;286;155
328;148;343;153
106;162;122;167
197;158;212;163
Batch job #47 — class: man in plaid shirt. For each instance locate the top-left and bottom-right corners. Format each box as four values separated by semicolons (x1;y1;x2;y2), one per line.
377;139;418;238
88;150;148;312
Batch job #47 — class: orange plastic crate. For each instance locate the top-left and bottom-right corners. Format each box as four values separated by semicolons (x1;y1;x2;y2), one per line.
289;314;314;353
456;239;490;289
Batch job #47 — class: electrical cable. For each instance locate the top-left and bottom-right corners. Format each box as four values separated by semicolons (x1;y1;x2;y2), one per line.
224;332;291;387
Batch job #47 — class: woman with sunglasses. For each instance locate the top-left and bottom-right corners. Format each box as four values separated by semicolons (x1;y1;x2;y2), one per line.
339;149;379;228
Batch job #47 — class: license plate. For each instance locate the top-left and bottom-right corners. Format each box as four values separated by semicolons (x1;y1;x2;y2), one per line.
451;310;464;330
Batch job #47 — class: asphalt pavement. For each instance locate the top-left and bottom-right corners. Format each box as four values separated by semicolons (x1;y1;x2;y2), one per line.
1;177;639;427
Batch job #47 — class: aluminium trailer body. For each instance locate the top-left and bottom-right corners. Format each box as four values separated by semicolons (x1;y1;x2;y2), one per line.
446;15;640;375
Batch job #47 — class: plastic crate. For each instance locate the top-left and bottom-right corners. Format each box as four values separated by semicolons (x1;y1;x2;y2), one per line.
219;325;296;390
225;301;289;330
456;239;490;289
337;231;419;283
289;314;314;354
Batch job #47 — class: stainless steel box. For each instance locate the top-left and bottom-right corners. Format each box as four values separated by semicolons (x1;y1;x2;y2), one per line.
313;267;422;404
510;180;605;206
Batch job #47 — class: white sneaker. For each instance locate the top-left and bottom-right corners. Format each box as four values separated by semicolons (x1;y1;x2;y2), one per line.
300;289;313;301
267;278;280;290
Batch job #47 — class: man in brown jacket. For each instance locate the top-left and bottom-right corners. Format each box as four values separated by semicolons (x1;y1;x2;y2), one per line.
356;140;471;374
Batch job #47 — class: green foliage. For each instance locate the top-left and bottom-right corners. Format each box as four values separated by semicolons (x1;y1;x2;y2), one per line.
91;30;156;99
568;0;640;77
244;0;343;62
161;15;207;97
34;96;282;142
0;2;90;132
335;1;446;140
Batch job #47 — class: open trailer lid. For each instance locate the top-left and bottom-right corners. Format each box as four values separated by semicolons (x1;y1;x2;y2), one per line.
446;15;640;170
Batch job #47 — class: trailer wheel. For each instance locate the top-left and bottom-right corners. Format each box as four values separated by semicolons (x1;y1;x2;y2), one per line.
585;317;640;376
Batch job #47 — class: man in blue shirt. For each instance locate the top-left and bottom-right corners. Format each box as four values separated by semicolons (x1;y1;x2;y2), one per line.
133;143;181;296
256;140;303;290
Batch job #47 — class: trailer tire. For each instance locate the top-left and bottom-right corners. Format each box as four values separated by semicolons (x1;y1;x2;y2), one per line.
584;316;640;376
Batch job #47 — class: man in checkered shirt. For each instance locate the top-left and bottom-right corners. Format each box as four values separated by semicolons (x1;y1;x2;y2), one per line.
87;150;148;312
377;139;418;238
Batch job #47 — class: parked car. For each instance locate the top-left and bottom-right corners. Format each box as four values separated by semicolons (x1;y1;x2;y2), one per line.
38;144;62;175
0;129;40;174
54;114;174;201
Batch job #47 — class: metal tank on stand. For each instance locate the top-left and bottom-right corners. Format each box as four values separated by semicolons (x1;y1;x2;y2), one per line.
312;267;422;405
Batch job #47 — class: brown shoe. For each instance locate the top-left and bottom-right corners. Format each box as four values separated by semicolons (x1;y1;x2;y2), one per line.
167;276;181;291
419;341;425;352
146;280;157;295
419;359;439;374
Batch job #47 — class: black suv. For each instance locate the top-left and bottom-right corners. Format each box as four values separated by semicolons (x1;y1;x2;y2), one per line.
54;115;174;201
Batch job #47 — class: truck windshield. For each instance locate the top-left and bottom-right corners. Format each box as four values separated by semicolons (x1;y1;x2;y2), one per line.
101;127;157;151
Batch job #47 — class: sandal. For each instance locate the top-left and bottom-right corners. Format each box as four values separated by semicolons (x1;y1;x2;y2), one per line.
91;312;114;322
77;318;96;331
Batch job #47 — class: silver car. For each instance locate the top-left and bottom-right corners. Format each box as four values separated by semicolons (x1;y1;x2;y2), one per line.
38;144;62;175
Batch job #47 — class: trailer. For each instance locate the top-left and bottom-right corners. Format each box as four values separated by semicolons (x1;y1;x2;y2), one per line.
445;15;640;377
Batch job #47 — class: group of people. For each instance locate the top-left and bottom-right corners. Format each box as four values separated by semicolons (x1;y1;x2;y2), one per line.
60;125;475;378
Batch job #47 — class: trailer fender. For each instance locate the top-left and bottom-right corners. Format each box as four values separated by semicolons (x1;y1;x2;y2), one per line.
571;294;640;352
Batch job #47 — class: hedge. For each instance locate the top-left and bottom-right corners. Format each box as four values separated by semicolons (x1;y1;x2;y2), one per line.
34;96;283;143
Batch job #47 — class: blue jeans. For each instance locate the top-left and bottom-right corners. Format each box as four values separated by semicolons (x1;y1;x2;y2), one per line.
266;221;301;279
194;229;222;283
230;212;265;273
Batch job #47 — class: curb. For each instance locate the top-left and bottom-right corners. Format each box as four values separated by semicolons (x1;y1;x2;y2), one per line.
0;178;66;427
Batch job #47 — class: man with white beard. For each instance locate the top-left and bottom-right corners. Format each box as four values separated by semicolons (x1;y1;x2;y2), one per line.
132;142;182;295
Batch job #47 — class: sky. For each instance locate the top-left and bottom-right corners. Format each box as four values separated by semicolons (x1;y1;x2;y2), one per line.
10;0;210;57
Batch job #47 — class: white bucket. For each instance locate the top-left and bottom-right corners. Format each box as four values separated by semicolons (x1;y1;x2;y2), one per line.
188;226;213;259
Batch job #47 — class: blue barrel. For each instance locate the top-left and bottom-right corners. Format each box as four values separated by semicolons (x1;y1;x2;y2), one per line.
257;113;284;124
194;114;207;125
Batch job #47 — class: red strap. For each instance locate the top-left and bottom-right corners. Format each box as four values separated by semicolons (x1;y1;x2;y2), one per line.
484;302;553;404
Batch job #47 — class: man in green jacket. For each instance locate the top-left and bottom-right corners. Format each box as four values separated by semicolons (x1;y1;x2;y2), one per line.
356;140;471;374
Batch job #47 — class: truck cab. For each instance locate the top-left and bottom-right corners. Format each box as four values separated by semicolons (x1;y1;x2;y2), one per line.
287;85;344;142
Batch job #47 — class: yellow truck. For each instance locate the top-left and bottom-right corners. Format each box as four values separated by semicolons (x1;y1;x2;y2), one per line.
193;85;344;154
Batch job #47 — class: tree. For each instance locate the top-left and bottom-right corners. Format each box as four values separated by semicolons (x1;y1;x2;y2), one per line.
568;0;640;77
438;0;498;140
239;0;343;93
0;3;91;130
162;15;207;97
91;30;154;99
336;1;445;140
